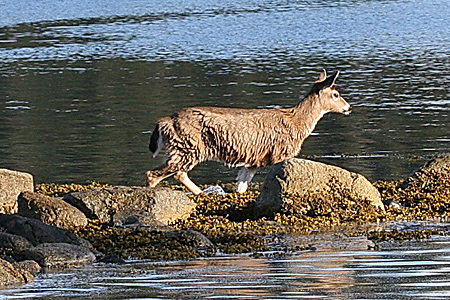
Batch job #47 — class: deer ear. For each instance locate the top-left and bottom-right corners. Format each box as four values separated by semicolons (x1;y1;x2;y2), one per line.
329;71;339;86
320;71;339;89
315;69;327;83
310;71;340;94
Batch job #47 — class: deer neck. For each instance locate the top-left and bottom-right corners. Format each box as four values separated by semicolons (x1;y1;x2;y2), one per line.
293;95;328;136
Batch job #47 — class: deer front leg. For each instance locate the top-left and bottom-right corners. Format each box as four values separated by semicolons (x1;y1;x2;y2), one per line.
146;160;177;187
236;167;257;193
174;171;202;195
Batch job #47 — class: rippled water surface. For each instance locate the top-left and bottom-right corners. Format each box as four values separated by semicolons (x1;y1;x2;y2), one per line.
3;235;450;299
1;0;449;185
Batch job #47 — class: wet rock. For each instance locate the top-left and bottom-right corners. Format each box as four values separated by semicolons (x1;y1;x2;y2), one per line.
0;232;33;256
98;254;126;264
256;158;384;216
0;214;91;249
402;154;450;189
64;186;196;226
0;169;34;214
14;260;42;275
18;191;88;229
284;227;376;251
19;243;96;268
0;258;34;287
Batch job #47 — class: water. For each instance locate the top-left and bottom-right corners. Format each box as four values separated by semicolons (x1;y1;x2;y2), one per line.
0;0;449;185
1;1;450;297
2;235;450;299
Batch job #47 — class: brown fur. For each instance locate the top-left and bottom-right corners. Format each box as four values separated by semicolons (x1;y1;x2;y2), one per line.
146;70;351;194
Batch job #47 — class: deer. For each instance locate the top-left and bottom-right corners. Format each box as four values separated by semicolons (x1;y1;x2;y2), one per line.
146;69;351;195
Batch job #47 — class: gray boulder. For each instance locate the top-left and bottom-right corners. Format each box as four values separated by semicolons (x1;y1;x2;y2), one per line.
0;258;34;287
18;191;88;229
0;169;34;214
0;214;91;248
64;186;196;226
256;158;384;216
19;243;96;268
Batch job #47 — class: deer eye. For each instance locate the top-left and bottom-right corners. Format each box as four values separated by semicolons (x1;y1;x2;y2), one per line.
332;91;340;100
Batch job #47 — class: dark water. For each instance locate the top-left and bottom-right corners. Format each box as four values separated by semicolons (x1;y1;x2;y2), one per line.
3;233;450;299
1;0;449;186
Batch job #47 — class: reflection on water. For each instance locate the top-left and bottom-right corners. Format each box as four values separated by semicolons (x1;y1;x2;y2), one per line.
0;0;449;186
3;236;450;299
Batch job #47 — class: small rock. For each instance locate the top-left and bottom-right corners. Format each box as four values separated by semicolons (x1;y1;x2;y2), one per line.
0;214;92;249
19;243;96;268
383;199;404;209
98;254;126;264
14;260;42;275
0;232;34;255
0;169;34;214
202;185;226;196
0;258;34;287
18;191;88;229
64;186;196;226
256;158;384;216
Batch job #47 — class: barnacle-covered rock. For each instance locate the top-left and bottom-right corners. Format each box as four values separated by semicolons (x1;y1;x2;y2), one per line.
0;214;91;249
0;258;34;287
63;186;195;226
256;158;384;217
18;192;88;229
18;243;96;268
0;169;34;214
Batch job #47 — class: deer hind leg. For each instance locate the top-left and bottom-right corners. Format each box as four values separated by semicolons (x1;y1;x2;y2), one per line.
145;163;176;188
236;167;257;193
146;153;202;194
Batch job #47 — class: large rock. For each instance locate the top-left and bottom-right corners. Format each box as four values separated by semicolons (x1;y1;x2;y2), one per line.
64;186;196;226
256;158;384;215
19;243;96;268
0;258;34;287
18;191;88;229
0;169;34;214
0;214;91;248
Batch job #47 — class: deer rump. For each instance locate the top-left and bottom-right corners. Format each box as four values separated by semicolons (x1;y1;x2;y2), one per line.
151;106;302;169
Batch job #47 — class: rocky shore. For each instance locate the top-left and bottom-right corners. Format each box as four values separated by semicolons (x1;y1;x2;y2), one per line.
2;155;450;287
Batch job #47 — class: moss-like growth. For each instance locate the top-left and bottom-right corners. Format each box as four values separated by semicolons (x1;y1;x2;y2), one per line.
36;182;109;197
36;165;450;260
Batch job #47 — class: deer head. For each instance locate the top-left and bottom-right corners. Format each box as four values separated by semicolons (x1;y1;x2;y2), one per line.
310;69;352;115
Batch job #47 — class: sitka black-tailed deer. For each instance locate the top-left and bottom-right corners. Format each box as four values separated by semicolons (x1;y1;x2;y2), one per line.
146;69;351;195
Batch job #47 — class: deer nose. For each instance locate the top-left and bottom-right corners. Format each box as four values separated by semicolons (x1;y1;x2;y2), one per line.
343;105;352;115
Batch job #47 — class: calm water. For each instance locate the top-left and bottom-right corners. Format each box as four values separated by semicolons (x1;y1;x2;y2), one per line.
1;0;449;185
2;234;450;299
